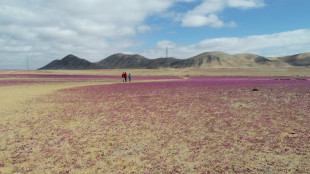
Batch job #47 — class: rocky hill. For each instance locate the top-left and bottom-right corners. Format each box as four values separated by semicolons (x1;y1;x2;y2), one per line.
97;53;150;69
280;52;310;66
38;52;310;70
38;54;101;70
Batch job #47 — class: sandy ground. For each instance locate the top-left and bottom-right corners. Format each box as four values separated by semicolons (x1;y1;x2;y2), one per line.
0;81;114;122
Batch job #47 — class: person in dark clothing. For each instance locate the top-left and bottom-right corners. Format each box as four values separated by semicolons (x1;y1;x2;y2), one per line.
124;72;128;82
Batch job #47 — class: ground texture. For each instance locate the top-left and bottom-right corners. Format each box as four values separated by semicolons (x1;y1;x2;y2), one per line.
0;70;309;173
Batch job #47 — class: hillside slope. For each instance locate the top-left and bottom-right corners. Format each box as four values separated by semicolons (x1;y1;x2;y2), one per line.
280;52;310;66
38;52;310;70
38;55;101;70
97;53;150;69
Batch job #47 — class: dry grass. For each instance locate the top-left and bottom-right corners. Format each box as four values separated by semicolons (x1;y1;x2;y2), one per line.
20;67;310;77
3;67;310;76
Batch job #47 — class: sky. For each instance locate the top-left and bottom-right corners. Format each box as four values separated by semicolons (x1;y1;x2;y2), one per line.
0;0;310;69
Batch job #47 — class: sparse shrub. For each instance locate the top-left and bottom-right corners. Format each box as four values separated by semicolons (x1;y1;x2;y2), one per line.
252;88;259;91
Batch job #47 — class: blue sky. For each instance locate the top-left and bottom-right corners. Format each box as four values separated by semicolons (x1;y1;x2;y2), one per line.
0;0;310;69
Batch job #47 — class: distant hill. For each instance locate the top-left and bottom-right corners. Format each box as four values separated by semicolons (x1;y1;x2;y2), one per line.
171;52;240;68
38;54;101;70
234;53;282;67
38;52;310;70
280;52;310;66
97;53;150;69
97;53;182;69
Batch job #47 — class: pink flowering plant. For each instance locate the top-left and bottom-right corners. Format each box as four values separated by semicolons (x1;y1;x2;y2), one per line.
0;75;309;173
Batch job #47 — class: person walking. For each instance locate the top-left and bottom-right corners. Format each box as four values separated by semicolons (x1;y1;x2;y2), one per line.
128;73;132;82
124;72;128;82
122;72;125;82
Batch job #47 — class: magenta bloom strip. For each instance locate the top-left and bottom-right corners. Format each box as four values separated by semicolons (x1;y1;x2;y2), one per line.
1;75;309;173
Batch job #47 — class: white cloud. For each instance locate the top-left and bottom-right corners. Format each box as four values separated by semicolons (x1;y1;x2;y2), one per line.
175;0;197;2
34;27;79;41
182;14;225;28
227;0;265;9
0;0;177;69
0;0;308;70
144;29;310;58
137;25;151;33
181;0;265;27
0;25;37;40
0;5;45;25
156;40;177;49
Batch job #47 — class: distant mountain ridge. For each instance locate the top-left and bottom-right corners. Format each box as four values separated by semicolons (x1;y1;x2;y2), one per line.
38;52;310;70
39;54;101;70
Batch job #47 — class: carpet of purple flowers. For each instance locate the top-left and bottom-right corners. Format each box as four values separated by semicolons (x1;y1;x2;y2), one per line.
0;75;309;173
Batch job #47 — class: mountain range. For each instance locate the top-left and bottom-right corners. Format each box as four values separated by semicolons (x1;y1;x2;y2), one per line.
38;52;310;70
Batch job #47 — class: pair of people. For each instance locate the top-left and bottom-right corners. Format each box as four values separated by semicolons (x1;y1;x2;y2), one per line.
122;72;132;82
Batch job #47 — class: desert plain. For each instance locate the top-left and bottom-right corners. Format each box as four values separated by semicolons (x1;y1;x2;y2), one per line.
0;67;309;173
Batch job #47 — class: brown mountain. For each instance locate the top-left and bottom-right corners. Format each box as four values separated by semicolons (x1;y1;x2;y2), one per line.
38;54;101;70
97;53;150;68
234;53;283;67
279;52;310;66
171;52;277;68
97;53;181;68
169;52;221;68
38;52;310;70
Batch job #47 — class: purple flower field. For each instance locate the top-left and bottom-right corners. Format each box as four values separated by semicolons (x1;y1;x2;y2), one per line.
0;75;309;173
